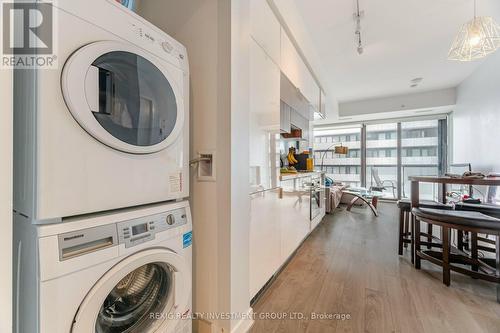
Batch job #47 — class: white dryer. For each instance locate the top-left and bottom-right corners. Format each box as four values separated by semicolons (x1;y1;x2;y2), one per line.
14;201;193;333
14;0;189;222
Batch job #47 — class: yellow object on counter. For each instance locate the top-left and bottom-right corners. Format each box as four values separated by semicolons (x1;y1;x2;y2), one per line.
306;158;314;171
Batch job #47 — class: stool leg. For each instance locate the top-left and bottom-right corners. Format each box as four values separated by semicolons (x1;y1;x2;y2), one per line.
496;235;500;303
457;230;464;252
404;212;409;249
398;209;404;256
464;231;470;251
427;223;433;249
471;232;478;273
410;214;415;265
443;226;451;287
414;218;421;269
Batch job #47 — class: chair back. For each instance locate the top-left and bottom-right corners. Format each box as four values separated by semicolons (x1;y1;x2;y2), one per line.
486;186;499;204
371;167;383;187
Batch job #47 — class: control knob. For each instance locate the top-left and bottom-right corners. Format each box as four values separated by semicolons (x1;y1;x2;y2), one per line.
166;214;175;225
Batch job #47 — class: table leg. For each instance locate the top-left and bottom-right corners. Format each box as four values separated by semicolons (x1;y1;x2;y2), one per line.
427;223;433;249
496;235;500;303
441;183;447;204
411;181;419;208
414;217;421;269
443;226;451;286
411;181;420;266
471;232;478;272
346;196;359;212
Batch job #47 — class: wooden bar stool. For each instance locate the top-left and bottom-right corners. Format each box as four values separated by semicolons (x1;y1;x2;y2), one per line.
397;198;451;263
412;207;500;303
454;202;500;253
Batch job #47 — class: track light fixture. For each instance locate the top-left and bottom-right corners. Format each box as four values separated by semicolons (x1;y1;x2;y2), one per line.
354;0;364;55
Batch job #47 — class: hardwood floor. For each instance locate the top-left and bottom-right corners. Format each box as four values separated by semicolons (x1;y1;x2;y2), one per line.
250;203;500;333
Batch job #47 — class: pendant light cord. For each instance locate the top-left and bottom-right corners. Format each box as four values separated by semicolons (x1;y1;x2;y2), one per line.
474;0;476;19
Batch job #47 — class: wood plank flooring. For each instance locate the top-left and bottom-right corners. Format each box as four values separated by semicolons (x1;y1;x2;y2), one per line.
250;203;500;333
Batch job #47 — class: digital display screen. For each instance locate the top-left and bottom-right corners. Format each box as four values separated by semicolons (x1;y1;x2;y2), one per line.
132;223;148;236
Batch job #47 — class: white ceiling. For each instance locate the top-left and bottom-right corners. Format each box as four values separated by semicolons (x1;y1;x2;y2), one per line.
289;0;500;103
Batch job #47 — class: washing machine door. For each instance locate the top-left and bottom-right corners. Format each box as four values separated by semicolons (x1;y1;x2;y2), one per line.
62;41;185;154
71;248;191;333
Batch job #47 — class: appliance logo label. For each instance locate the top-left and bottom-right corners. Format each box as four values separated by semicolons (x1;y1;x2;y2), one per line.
1;0;58;69
182;231;192;248
169;172;182;194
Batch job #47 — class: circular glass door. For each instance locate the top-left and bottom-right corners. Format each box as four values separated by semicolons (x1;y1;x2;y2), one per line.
96;263;174;333
91;52;177;147
71;249;191;333
62;41;185;154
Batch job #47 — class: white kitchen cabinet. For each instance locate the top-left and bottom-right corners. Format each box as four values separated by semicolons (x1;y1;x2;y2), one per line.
250;40;280;132
280;29;302;91
280;100;291;133
250;0;281;65
281;29;320;119
249;188;283;299
249;39;280;191
280;178;311;260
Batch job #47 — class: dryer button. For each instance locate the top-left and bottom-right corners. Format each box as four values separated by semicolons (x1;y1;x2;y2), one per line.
162;41;173;53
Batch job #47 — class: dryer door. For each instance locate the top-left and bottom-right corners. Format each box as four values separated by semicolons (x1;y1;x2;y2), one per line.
62;41;185;154
71;248;191;333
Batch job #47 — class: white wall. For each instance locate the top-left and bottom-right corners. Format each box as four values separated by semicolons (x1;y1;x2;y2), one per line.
137;1;252;332
453;51;500;173
230;0;253;331
0;68;13;333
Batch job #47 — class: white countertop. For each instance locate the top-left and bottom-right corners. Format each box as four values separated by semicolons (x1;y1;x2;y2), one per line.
279;171;325;181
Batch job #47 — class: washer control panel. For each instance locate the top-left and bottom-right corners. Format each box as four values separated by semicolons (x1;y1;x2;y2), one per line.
117;208;188;248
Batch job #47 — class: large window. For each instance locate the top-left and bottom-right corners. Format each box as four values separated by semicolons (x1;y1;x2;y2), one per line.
314;127;362;187
314;118;446;200
366;123;398;199
401;120;441;200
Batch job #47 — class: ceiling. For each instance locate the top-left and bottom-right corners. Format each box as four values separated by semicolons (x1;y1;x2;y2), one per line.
289;0;500;103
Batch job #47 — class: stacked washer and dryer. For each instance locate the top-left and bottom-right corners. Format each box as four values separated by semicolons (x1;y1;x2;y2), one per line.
13;1;192;332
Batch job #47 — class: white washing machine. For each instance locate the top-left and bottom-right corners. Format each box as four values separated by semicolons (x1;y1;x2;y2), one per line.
14;200;193;333
14;0;189;222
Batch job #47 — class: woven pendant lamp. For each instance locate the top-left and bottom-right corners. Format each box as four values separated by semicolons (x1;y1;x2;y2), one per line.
448;1;500;61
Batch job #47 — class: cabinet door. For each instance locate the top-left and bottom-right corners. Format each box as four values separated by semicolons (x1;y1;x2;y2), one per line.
249;188;283;298
250;0;281;65
250;40;280;132
289;110;308;139
280;29;302;90
280;100;291;133
280;178;311;261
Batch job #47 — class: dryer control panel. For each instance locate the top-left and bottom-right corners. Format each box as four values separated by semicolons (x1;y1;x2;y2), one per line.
117;208;188;248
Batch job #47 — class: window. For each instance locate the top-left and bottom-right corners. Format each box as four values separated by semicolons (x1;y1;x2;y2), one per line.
366;123;398;199
313;127;361;187
314;119;446;199
401;119;441;200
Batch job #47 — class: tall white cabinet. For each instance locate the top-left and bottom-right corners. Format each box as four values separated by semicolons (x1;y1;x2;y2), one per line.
249;0;282;299
249;0;326;301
